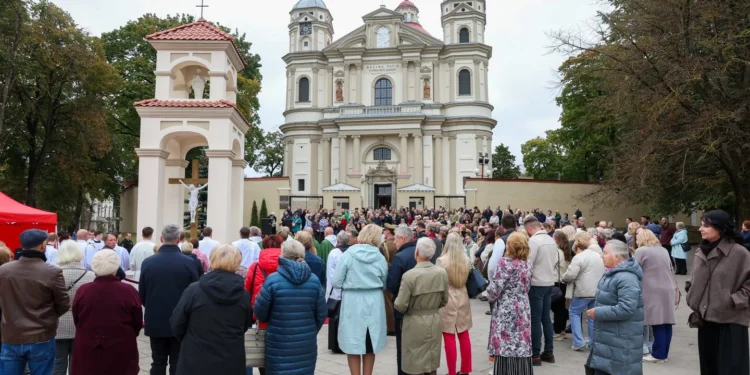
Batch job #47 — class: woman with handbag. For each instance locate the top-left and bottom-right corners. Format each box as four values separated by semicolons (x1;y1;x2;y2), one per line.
633;229;677;363
437;233;473;375
551;231;572;341
332;224;389;375
562;232;605;351
670;222;690;275
687;210;750;375
487;232;533;375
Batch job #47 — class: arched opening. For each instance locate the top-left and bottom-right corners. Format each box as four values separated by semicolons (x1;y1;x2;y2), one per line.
374;78;393;106
459;27;470;43
458;69;472;96
298;77;310;102
373;147;392;161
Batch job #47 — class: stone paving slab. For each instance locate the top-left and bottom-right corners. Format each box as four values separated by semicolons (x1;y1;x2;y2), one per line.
136;273;703;375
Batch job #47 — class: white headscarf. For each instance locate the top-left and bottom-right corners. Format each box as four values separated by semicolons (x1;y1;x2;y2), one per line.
92;249;120;276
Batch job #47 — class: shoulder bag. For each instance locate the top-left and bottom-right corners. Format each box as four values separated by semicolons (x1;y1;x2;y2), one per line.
550;251;563;303
466;264;488;299
66;271;88;292
245;264;267;368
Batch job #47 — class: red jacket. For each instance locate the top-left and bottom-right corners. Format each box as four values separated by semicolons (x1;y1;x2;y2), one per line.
72;276;142;375
244;248;281;329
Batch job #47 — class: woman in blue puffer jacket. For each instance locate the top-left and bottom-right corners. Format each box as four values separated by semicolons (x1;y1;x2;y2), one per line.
586;239;644;375
254;239;327;375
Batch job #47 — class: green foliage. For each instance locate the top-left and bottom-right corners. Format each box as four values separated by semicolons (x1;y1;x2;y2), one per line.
259;199;268;220
491;143;521;179
250;200;260;227
521;137;565;180
256;131;284;177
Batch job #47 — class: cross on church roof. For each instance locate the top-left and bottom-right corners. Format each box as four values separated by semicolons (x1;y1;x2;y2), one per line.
196;0;208;19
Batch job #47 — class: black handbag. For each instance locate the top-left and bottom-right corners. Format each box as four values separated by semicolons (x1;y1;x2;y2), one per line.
681;242;692;252
327;298;341;319
466;266;488;299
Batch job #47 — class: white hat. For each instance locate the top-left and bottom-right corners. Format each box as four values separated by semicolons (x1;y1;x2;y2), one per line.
92;249;120;276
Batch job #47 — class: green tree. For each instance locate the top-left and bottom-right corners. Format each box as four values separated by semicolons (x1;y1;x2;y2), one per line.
521;137;565;180
250;200;260;227
259;199;268;220
101;15;263;180
0;0;26;140
0;1;123;229
256;131;284;177
550;0;750;221
491;143;521;179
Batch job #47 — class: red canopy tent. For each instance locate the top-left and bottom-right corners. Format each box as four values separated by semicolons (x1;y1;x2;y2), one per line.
0;192;57;254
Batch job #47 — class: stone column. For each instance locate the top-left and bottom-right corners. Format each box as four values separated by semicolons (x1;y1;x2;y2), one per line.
413;61;421;102
135;149;168;242
400;133;409;175
322;138;331;187
434;135;443;193
352;135;361;174
205;149;235;244
424;134;433;186
413;133;423;184
448;60;456;102
344;65;350;104
433;62;440;103
312;67;320;107
282;140;289;176
355;64;363;104
473;58;481;99
442;136;451;193
339;135;348;183
310;139;319;194
208;71;227;101
232;159;247;230
163;159;188;227
402;62;409;103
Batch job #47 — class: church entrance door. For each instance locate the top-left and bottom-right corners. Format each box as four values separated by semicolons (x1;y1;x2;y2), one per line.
374;184;393;209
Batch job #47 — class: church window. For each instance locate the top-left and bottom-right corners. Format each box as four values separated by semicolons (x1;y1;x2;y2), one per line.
376;27;390;48
304;41;309;47
298;179;305;192
374;78;393;106
299;77;310;102
374;147;392;161
459;27;470;43
458;69;472;96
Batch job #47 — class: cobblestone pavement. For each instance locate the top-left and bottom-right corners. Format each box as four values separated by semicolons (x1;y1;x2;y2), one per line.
135;273;702;375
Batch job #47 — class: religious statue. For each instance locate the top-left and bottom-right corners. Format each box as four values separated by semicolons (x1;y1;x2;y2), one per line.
336;81;344;102
179;179;209;223
192;69;207;99
423;79;431;99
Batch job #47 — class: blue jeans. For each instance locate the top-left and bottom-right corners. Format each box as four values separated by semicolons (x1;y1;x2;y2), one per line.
651;324;673;360
529;286;554;357
569;297;595;348
0;339;56;375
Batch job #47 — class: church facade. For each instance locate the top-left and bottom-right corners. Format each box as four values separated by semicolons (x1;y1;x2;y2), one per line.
281;0;495;209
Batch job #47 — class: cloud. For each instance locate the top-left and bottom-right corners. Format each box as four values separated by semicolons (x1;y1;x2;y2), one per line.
54;0;603;170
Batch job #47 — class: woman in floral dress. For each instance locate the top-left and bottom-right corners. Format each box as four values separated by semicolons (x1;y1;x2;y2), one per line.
487;232;534;375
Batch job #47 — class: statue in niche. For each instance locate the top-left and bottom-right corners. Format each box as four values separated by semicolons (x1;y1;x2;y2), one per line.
192;69;207;99
423;79;431;99
336;81;344;102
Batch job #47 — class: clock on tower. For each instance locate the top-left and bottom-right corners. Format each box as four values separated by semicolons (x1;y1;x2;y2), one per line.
300;22;312;35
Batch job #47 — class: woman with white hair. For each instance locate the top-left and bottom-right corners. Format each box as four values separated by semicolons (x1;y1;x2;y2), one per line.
52;241;96;375
254;240;327;375
71;250;143;375
171;245;252;375
333;224;389;375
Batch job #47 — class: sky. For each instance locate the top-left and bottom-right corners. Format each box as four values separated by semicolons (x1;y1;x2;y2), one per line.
53;0;604;174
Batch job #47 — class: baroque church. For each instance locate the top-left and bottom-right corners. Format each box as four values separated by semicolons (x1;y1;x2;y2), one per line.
281;0;495;209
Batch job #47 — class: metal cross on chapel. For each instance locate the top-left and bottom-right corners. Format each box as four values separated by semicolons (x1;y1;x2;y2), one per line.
196;0;208;18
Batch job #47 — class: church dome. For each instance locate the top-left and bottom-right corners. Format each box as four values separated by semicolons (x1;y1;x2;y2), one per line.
396;0;418;10
293;0;327;9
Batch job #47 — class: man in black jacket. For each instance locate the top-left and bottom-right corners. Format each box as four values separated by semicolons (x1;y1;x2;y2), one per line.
387;225;418;375
139;224;200;375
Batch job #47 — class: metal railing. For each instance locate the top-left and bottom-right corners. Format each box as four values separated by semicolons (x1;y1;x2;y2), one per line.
339;104;423;117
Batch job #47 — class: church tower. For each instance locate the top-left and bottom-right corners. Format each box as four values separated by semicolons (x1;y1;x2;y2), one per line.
440;0;487;44
289;0;333;53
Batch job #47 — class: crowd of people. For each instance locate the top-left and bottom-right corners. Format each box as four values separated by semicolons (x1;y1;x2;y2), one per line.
0;205;748;375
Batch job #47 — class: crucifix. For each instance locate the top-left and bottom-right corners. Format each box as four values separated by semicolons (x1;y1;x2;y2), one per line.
196;0;208;18
168;159;207;240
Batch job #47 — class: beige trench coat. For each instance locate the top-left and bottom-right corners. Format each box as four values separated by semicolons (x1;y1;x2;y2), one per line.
394;262;449;375
436;256;473;333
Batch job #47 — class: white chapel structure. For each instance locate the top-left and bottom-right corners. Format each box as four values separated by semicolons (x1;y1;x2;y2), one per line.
133;19;251;243
281;0;495;208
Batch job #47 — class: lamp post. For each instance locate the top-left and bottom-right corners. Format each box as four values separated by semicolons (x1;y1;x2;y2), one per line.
478;152;490;179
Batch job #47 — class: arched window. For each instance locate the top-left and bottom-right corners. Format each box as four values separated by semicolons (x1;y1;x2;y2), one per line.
376;27;390;48
299;77;310;102
374;78;393;106
374;147;392;161
458;69;472;96
459;27;470;43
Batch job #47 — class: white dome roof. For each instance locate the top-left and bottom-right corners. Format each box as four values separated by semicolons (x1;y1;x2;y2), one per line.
293;0;327;9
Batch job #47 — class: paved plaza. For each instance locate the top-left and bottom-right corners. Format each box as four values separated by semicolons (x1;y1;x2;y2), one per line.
134;272;702;375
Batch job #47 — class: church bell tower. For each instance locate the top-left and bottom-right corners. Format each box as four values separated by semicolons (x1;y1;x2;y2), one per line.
289;0;334;53
440;0;487;45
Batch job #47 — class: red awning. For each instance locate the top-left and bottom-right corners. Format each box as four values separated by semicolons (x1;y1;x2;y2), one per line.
0;192;57;224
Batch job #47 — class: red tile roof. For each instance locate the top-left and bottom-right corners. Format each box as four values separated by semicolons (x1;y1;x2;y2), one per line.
404;22;431;36
396;0;418;10
145;19;247;68
134;98;239;109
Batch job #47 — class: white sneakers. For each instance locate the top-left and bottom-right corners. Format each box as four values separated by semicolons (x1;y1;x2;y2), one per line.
643;354;668;363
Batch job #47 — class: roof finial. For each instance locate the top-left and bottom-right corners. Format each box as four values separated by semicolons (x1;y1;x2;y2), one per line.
196;0;208;19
